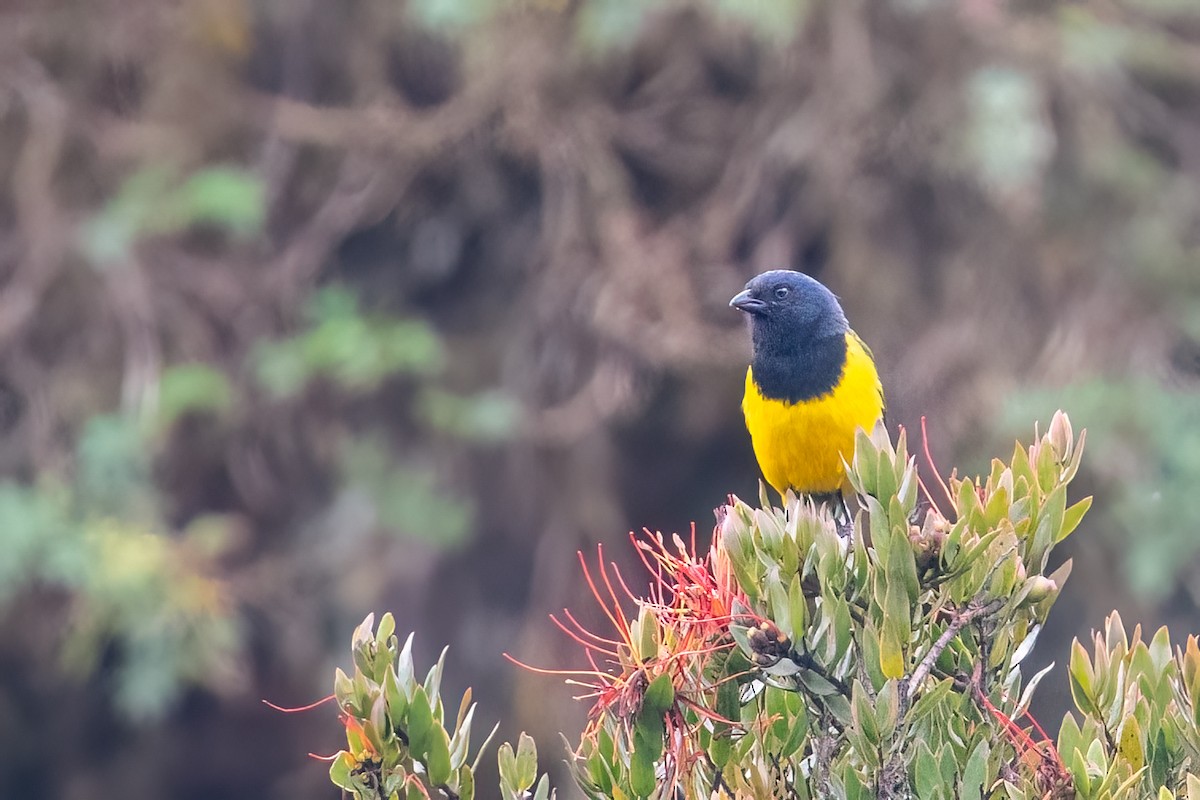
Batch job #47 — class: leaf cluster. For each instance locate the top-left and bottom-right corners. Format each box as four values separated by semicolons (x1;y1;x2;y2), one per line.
0;414;240;720
1060;613;1200;798
563;415;1090;798
327;413;1200;799
329;612;553;800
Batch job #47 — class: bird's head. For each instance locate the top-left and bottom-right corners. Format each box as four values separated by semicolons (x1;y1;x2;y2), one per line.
729;270;848;344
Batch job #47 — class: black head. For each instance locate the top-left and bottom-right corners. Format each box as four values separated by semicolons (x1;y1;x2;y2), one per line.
729;270;850;402
729;270;848;343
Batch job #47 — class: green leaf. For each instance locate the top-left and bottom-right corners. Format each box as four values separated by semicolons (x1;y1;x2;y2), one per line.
1117;715;1144;774
1041;483;1068;541
408;685;434;760
851;427;881;497
449;703;474;769
769;579;792;642
729;624;755;661
777;691;810;758
459;765;475;800
427;728;453;786
155;364;234;428
497;741;517;789
960;739;990;800
788;573;807;641
914;741;942;800
907;678;954;725
629;746;656;799
854;623;886;691
875;679;900;739
797;668;842;697
1057;712;1083;762
642;672;674;715
368;691;389;747
634;708;665;764
880;584;908;679
176;166;265;235
982;483;1010;530
1149;626;1173;673
375;613;396;649
1150;726;1171;790
397;633;415;693
1060;496;1092;541
633;615;657;664
830;593;854;666
709;726;732;770
887;502;919;604
334;667;354;705
710;674;738;768
329;751;355;790
586;744;614;795
844;764;868;800
514;732;538;791
850;681;880;746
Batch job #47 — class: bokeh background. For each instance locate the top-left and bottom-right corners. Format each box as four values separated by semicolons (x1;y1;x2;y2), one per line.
0;0;1198;797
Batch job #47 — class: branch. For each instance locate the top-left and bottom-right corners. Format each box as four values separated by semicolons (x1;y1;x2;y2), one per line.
900;597;1004;716
790;650;852;699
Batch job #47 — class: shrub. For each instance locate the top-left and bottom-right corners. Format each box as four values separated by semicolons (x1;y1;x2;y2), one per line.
326;412;1200;798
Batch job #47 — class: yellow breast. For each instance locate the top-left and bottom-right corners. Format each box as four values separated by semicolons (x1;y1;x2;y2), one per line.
742;331;884;495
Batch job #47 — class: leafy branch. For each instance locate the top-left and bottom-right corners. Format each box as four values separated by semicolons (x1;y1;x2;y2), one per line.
323;412;1200;799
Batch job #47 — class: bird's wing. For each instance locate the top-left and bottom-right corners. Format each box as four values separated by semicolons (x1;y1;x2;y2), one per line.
849;329;886;426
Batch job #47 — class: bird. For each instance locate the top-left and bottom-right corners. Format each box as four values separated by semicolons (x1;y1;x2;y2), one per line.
729;269;885;503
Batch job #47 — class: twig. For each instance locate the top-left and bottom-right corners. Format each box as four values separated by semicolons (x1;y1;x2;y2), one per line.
1;60;68;355
789;650;852;699
900;597;1004;716
708;758;735;799
811;720;836;797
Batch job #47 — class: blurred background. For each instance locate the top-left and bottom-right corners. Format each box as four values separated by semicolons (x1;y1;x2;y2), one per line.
0;0;1197;797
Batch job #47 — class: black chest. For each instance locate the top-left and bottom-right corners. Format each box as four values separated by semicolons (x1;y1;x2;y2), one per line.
750;333;847;404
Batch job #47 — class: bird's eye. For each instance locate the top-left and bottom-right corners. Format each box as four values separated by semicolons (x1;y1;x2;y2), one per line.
774;287;789;300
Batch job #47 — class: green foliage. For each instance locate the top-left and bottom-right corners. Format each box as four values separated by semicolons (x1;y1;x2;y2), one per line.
706;0;808;42
1003;2;1200;606
329;613;553;800
0;413;241;720
81;165;264;266
75;414;155;520
406;0;504;32
154;363;236;432
408;0;810;50
553;415;1087;798
964;66;1053;194
253;287;444;399
0;276;518;718
324;407;1200;798
415;388;521;443
519;410;1200;798
327;414;1104;798
1060;614;1200;798
498;733;554;800
251;284;521;546
339;439;473;547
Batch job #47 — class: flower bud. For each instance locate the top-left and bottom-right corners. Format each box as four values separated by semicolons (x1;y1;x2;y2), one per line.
1021;576;1058;605
1047;411;1073;461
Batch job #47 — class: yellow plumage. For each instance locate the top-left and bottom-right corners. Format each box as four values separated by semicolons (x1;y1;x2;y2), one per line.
742;331;884;495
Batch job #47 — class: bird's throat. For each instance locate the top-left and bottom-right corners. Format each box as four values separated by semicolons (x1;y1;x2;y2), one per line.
750;332;847;404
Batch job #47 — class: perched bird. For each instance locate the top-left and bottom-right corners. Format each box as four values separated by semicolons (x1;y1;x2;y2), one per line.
730;270;885;500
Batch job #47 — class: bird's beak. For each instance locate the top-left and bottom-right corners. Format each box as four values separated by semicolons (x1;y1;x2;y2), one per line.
729;289;767;314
